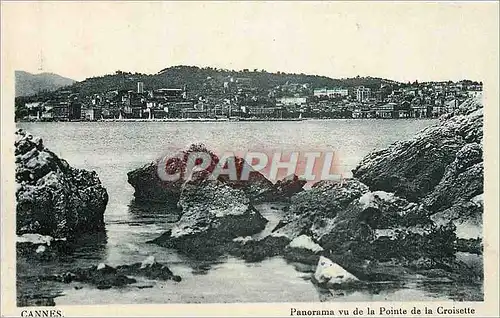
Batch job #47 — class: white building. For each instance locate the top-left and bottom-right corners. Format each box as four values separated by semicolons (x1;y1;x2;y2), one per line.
82;108;95;121
137;82;144;94
276;96;307;106
313;88;349;98
313;88;327;97
26;102;42;109
327;88;349;97
356;86;371;102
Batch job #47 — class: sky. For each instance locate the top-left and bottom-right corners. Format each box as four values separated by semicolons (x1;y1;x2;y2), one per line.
2;1;498;82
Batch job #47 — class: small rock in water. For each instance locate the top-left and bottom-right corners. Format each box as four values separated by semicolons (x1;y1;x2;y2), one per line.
61;272;77;283
136;285;154;289
314;256;359;285
96;263;116;274
97;285;112;290
17;233;54;246
232;236;253;244
172;275;182;282
140;256;156;269
35;245;46;254
289;235;324;253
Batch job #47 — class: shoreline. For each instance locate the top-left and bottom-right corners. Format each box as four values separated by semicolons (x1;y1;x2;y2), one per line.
15;117;438;123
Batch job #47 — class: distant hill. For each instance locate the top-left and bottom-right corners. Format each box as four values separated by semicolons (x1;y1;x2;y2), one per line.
15;66;401;99
15;71;76;97
68;66;399;97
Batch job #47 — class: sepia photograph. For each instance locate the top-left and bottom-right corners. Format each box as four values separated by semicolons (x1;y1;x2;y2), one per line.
1;1;498;317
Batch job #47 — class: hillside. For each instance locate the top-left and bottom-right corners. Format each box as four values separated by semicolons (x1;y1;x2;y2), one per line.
15;71;76;97
67;66;398;97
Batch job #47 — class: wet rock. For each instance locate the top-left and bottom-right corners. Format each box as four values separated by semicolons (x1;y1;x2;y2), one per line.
17;233;62;246
137;285;154;289
16;234;70;260
15;129;108;238
292;179;369;219
152;178;267;254
127;161;185;204
352;126;465;202
431;195;483;240
288;235;324;253
268;174;307;201
272;179;369;240
424;143;483;213
276;185;460;279
283;235;323;265
46;258;180;289
96;263;117;274
218;156;275;202
47;264;136;289
140;255;156;269
228;234;290;262
313;256;359;286
232;236;254;244
314;191;456;263
18;297;56;307
227;233;323;265
128;144;304;205
127;143;220;204
117;259;181;282
455;238;482;255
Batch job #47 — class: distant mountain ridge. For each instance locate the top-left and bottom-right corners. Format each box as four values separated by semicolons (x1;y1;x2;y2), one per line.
15;71;76;97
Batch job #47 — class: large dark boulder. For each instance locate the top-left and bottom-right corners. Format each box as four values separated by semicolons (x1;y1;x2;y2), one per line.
127;143;220;204
271;174;308;201
44;257;180;290
127;144;301;204
270;96;485;281
272;179;369;240
423;142;483;213
274;184;460;279
352;96;483;202
15;129;108;238
308;190;450;261
352;125;465;202
152;176;268;254
228;234;291;262
217;156;275;202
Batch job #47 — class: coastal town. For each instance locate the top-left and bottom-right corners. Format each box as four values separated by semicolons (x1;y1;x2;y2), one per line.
15;67;483;122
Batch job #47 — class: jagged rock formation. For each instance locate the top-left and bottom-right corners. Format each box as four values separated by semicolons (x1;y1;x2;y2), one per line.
231;96;483;282
151;176;268;254
127;144;306;204
127;144;220;204
352;96;483;203
15;129;108;238
44;257;180;290
145;96;483;285
352;95;484;253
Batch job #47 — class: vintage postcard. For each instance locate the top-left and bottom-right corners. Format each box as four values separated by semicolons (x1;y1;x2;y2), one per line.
1;1;499;317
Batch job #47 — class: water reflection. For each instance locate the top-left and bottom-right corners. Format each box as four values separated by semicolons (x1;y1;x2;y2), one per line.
67;230;109;262
417;281;484;301
127;199;181;224
16;231;109;307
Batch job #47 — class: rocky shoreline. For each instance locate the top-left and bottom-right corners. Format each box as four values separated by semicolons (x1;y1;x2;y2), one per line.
16;96;484;305
133;96;483;284
16;129;109;238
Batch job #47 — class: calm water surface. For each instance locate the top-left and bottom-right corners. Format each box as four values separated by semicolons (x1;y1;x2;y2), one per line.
16;119;483;304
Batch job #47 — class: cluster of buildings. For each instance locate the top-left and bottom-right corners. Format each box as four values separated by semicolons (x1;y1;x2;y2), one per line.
20;77;483;121
276;81;482;119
